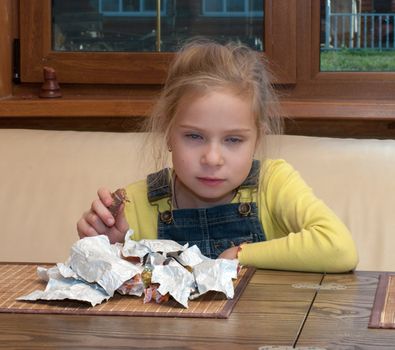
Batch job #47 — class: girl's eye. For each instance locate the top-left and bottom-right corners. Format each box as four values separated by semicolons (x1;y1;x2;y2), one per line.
185;133;203;140
226;137;242;144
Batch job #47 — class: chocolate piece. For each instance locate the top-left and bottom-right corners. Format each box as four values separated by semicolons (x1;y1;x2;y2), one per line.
108;188;130;217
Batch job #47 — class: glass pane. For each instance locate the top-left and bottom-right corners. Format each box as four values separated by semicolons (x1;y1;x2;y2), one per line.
102;0;119;12
251;0;263;12
52;0;264;52
205;0;223;12
122;0;140;11
144;0;156;11
320;0;395;72
227;0;244;13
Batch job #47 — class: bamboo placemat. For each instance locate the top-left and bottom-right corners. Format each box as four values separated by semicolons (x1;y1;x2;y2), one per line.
369;273;395;328
0;263;254;319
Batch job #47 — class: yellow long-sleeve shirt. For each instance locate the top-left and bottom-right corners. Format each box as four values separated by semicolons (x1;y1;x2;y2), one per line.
124;159;358;273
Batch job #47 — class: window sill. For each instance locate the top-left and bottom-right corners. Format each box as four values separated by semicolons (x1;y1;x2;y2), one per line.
281;99;395;120
0;95;153;117
1;95;395;119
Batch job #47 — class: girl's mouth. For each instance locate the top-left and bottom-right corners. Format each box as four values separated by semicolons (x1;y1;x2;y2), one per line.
197;177;225;187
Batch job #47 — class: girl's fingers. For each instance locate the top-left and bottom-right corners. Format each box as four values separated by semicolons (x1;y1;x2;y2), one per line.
91;198;114;226
76;216;99;238
97;187;114;207
85;210;109;235
106;227;127;244
77;188;129;244
115;203;129;237
77;213;125;243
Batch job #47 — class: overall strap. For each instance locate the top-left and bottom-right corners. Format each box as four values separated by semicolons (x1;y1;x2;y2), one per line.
147;168;172;203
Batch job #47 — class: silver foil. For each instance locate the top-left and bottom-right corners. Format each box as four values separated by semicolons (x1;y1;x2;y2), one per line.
17;273;110;307
18;230;239;308
67;234;142;296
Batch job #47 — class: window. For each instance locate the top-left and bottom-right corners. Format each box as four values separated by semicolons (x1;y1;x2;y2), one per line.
292;0;395;102
20;0;296;84
320;0;395;72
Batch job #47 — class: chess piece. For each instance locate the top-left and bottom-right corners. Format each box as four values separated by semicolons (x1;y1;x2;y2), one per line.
39;66;62;98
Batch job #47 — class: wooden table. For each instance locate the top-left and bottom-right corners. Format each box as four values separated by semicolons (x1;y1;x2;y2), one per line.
297;271;395;350
0;269;394;349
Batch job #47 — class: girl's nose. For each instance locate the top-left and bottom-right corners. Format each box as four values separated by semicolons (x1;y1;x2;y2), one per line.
201;143;224;166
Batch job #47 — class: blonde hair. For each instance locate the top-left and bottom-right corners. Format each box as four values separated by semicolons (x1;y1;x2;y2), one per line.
143;39;283;169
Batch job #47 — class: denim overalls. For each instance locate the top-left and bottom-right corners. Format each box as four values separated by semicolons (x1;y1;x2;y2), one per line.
146;160;266;258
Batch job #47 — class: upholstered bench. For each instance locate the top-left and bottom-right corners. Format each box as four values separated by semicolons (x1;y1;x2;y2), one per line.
1;129;394;271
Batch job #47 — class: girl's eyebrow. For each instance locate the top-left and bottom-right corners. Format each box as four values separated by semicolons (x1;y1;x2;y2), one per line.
178;125;253;133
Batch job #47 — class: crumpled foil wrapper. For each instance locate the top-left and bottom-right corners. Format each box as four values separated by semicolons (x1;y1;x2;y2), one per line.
67;234;142;296
151;265;195;307
18;234;143;306
193;259;239;299
122;236;188;261
179;244;210;267
17;274;110;307
18;229;239;308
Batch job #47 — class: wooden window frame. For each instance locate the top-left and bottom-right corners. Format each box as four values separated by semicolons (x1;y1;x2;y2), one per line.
310;1;395;83
19;0;296;85
273;0;395;102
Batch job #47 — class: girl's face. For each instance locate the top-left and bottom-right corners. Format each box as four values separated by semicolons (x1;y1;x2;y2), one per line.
169;89;259;208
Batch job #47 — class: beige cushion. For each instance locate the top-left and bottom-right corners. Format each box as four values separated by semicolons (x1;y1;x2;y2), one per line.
1;129;395;271
266;135;395;271
1;129;157;263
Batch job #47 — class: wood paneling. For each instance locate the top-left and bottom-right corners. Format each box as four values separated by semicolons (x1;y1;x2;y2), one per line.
0;0;14;98
281;99;395;120
0;116;146;132
1;97;395;138
0;97;152;117
284;118;395;139
2;95;395;119
265;0;297;83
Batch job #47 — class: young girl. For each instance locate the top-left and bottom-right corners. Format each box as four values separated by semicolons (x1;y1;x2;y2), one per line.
77;40;358;273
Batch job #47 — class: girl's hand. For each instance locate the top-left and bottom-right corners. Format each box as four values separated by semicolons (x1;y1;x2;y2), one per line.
218;246;240;260
76;187;129;243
